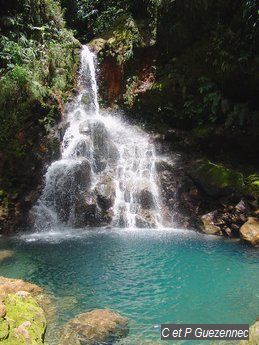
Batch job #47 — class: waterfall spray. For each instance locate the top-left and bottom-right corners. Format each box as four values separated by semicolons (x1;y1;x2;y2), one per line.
32;46;164;230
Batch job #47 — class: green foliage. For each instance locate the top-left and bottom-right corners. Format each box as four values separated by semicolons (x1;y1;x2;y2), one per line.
96;15;145;66
0;0;79;196
94;6;125;35
181;77;259;128
60;0;162;40
124;76;139;106
247;174;259;198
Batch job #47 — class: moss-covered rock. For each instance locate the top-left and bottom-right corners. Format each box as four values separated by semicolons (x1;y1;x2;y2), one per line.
90;15;150;64
0;293;46;344
189;160;244;197
247;174;259;199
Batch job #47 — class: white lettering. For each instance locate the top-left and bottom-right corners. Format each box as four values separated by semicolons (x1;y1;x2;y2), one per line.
162;327;170;338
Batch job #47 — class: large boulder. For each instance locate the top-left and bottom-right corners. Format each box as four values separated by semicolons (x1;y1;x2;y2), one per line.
0;278;48;344
43;159;92;223
0;277;43;299
239;217;259;246
0;277;54;325
59;309;129;345
189;160;244;197
73;194;99;227
0;293;46;344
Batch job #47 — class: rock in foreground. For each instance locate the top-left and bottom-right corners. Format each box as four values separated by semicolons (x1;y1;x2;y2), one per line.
59;309;129;345
240;217;259;246
239;321;259;345
0;276;43;299
0;293;46;344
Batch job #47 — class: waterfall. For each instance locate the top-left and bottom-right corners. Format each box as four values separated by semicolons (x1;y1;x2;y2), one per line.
32;45;164;230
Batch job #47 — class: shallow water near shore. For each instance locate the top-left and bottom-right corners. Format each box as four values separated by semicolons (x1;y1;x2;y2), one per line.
0;227;258;344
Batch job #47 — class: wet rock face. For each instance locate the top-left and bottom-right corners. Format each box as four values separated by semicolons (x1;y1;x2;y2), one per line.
201;211;223;235
240;217;259;246
95;175;116;211
90;121;119;172
137;189;155;210
44;159;92;224
135;209;156;228
155;153;258;240
59;309;129;345
156;159;203;229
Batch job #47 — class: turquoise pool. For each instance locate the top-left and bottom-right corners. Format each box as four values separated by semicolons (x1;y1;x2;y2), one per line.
0;228;258;344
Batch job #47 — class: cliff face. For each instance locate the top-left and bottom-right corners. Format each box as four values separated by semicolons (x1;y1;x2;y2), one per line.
88;1;259;240
91;1;258;129
0;0;80;233
89;1;258;167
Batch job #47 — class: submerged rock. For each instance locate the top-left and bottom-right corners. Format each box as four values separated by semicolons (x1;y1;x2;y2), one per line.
59;309;129;345
0;250;13;263
239;217;259;246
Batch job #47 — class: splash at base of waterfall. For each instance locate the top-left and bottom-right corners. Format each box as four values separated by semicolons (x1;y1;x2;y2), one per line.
32;46;166;231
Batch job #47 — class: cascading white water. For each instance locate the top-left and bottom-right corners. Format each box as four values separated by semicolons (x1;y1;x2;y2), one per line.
32;45;164;230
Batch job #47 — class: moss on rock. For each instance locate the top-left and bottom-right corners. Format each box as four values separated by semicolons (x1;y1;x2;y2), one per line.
189;160;244;197
90;15;149;65
247;174;259;199
0;293;46;344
